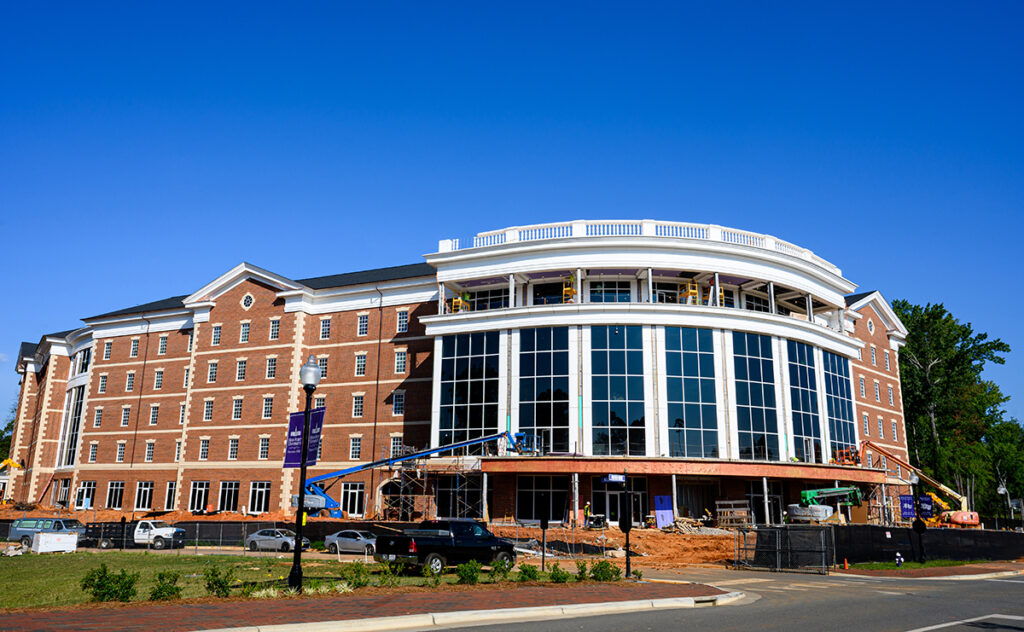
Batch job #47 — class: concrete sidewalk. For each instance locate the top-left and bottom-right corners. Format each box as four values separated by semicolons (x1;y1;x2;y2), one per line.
2;581;734;632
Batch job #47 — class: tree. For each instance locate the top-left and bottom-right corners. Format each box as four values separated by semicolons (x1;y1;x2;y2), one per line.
0;401;15;460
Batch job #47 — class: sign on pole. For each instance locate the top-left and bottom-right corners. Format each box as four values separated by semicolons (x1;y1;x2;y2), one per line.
283;407;325;468
602;474;626;484
899;495;915;519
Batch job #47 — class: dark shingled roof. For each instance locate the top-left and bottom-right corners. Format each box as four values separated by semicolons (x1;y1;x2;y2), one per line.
297;263;435;290
845;291;876;307
18;341;38;359
85;295;189;321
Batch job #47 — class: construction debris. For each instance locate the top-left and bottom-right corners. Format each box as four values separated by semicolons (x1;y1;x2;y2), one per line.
661;517;733;536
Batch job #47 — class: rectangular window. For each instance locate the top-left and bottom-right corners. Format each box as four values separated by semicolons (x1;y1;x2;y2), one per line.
744;294;771;312
88;444;97;463
183;368;190;387
154;370;163;390
269;319;280;340
258;437;270;460
130;339;139;358
340;482;365;517
823;351;856;456
871;347;877;366
93;408;102;428
786;341;822;463
121;406;131;427
165;482;176;511
355;354;366;376
878;418;885;440
240;322;250;343
532;282;565;305
203;401;214;421
588;280;632;303
188;332;193;352
266;357;276;378
125;372;135;392
212;326;221;346
397;310;409;333
208;362;218;383
314;396;326;409
219;481;240;512
892;421;898;442
149;405;159;425
884;351;891;371
318;357;328;379
228;438;238;460
320;318;331;340
519;327;571;454
874;382;881;402
352;395;364;418
733;332;779;461
188;481;209;512
888;386;894;406
666;327;718;459
158;335;167;355
262;397;273;419
199;439;209;460
395;350;407;374
175;440;182;462
468;288;510;312
390;436;404;458
98;375;107;393
236;360;246;381
357;314;368;336
436;474;482;519
881;455;887;472
75;481;97;510
249;481;271;514
179;403;186;424
863;412;870;435
859;377;865;397
135;482;153;510
349;437;361;460
592;325;646;456
103;341;112;360
516;475;570;522
232;399;243;420
106;481;124;509
145;442;154;462
439;331;500;453
392;391;405;415
116;443;126;462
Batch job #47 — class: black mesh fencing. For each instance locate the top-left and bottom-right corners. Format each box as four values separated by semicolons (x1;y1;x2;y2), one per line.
834;525;1024;564
735;525;833;574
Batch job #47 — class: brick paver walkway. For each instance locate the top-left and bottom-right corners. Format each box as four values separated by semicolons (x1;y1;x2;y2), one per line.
5;582;724;632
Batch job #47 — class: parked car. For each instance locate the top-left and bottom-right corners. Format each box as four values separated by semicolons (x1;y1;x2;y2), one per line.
374;519;515;574
7;518;86;547
85;520;186;550
325;529;376;555
244;528;310;552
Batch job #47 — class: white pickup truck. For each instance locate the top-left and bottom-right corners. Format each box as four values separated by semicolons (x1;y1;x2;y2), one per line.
87;520;186;550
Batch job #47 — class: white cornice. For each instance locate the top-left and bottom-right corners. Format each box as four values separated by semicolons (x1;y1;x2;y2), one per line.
184;262;304;306
848;291;909;340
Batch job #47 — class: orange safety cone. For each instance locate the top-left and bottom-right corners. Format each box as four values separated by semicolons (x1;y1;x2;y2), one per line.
844;558;849;570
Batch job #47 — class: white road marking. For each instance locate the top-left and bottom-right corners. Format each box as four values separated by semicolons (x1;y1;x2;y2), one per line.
711;578;776;586
904;614;1024;632
986;579;1024;583
876;590;905;595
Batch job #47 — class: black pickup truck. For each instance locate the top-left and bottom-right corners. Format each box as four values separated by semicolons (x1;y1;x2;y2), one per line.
374;519;516;574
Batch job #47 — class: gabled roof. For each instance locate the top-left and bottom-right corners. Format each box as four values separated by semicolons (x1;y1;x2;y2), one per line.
18;341;38;360
845;290;909;338
85;295;188;321
297;263;435;290
844;291;874;306
184;262;304;305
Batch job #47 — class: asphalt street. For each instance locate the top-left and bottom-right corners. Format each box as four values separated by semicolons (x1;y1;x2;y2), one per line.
442;567;1024;632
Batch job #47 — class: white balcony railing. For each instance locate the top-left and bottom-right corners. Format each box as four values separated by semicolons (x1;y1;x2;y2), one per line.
451;220;840;275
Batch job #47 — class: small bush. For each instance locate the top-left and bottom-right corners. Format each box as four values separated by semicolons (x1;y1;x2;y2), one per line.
149;571;183;601
575;560;589;582
310;540;326;551
489;558;513;582
455;559;482;585
422;563;442;587
517;563;540;582
589;560;622;582
376;560;405;588
252;587;280;599
203;565;236;598
333;581;353;594
341;561;371;588
549;563;571;584
80;564;139;602
239;583;258;598
631;569;643;581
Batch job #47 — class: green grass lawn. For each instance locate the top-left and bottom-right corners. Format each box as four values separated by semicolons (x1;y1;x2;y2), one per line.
852;558;990;571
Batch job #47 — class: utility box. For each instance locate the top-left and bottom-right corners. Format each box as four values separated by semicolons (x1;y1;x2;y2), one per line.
32;532;77;554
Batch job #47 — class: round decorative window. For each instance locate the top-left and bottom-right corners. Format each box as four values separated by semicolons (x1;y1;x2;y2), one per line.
242;295;254;309
867;319;874;333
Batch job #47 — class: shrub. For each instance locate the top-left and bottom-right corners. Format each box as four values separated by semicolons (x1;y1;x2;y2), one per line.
203;565;236;598
517;563;540;582
341;561;371;588
589;560;622;582
575;560;589;582
422;563;442;587
455;559;482;585
376;560;405;587
149;571;183;601
631;569;643;581
80;564;140;603
549;563;571;584
252;587;280;599
239;583;259;598
489;558;513;582
333;581;353;594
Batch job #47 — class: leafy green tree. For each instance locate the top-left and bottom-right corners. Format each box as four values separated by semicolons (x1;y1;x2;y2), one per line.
0;401;16;460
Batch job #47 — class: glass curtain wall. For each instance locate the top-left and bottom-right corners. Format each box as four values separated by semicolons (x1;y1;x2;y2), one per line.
787;341;822;463
439;332;500;454
665;327;718;457
823;351;856;455
591;325;645;456
733;332;779;460
519;327;571;453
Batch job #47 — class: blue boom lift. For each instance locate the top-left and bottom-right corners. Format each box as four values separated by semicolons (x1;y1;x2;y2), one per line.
302;431;532;518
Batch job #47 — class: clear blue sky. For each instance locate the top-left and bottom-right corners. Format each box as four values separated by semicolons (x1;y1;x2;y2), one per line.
2;3;1021;420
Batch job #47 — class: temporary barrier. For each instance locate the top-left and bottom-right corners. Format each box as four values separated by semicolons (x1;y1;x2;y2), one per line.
734;525;834;574
833;524;1024;563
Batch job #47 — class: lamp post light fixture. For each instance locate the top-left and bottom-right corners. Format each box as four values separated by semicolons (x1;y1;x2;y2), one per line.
287;355;321;592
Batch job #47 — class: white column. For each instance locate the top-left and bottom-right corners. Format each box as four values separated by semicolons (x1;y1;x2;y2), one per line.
572;472;580;526
671;473;679;519
768;282;777;315
498;330;510;439
430;337;444;449
508;274;516;308
642;325;658;457
776;338;793;462
762;476;771;525
714;272;721;306
482;472;489;522
656;326;670;457
580;326;593;456
567;327;580;454
814;347;832;462
647;268;654;303
720;330;738;460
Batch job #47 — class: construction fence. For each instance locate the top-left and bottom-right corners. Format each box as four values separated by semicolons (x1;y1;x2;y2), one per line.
833;524;1024;564
734;525;834;574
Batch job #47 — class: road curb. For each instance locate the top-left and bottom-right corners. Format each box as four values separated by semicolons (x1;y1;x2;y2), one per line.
192;590;746;632
837;569;1024;581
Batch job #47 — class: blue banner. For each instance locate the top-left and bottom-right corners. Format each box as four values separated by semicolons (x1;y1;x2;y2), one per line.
899;495;915;519
283;407;325;468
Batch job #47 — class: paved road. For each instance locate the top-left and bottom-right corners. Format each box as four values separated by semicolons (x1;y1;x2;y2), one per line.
444;567;1024;632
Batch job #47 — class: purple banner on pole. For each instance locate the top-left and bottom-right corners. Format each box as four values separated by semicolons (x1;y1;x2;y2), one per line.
283;407;325;468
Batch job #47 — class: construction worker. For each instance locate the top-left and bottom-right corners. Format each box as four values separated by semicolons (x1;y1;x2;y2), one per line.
583;501;591;524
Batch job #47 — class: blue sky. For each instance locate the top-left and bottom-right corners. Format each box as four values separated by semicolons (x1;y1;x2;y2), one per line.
1;3;1021;420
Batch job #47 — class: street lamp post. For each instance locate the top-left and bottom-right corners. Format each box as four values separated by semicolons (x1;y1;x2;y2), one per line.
288;355;321;592
909;472;926;563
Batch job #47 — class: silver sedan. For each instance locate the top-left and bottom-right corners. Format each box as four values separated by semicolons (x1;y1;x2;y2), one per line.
325;529;376;555
244;528;310;552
